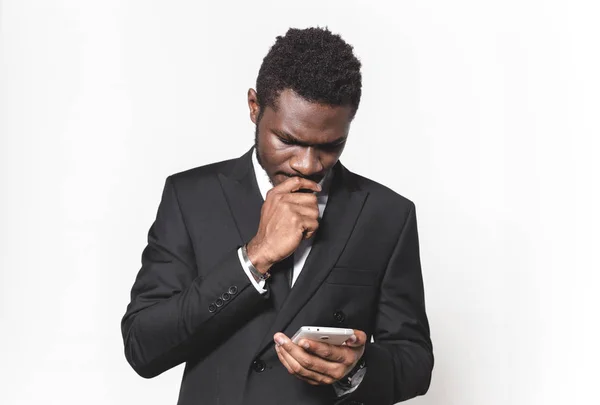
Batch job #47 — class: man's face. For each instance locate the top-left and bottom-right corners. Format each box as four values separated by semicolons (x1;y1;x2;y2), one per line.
248;88;353;186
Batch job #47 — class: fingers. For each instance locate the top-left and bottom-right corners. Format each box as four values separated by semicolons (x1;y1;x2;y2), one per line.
275;343;341;385
298;339;354;366
275;344;294;373
274;345;322;385
298;330;367;374
275;345;337;385
346;330;368;348
287;201;319;220
301;218;320;239
285;206;319;238
266;188;319;221
281;192;318;208
274;333;348;384
271;176;321;195
303;229;317;240
275;344;319;386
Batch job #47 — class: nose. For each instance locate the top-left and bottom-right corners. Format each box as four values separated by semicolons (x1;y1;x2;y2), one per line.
290;147;324;178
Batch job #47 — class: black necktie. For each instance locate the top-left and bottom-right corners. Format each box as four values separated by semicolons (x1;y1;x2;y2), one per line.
269;254;294;310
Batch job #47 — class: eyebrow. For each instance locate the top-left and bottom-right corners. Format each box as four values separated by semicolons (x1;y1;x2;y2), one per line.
272;129;347;148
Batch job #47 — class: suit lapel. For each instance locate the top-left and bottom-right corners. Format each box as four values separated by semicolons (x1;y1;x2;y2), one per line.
255;163;369;355
217;148;264;245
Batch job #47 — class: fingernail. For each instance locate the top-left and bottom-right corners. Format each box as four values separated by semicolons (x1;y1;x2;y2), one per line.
300;340;310;350
275;335;285;346
348;334;357;343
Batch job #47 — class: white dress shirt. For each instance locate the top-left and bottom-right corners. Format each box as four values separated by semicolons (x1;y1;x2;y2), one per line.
236;148;365;396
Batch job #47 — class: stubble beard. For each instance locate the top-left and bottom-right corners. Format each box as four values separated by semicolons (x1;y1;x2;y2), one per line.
254;124;276;187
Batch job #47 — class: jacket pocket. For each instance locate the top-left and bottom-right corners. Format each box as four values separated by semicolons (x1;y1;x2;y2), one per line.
325;267;378;286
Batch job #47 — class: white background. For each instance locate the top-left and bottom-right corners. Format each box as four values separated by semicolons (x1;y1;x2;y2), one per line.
1;1;599;404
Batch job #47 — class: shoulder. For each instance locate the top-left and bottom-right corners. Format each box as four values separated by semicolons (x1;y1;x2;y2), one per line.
170;158;234;181
165;154;242;192
344;164;414;205
340;164;416;222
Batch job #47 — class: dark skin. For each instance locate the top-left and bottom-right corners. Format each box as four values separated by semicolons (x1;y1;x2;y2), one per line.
245;88;367;386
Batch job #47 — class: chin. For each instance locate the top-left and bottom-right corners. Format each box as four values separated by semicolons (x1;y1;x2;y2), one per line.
271;173;293;186
267;174;281;186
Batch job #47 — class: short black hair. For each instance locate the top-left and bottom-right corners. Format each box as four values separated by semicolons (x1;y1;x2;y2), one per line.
256;27;362;120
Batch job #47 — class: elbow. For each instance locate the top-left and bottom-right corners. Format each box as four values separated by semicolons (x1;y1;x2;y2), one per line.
131;362;162;380
395;343;435;402
417;349;434;396
124;341;163;379
121;315;184;379
122;322;164;379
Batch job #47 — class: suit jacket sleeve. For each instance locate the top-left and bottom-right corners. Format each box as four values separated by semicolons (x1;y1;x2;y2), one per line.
121;176;267;378
341;202;434;404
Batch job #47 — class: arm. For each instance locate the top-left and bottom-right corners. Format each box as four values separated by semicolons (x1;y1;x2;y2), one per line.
342;202;434;404
121;177;268;378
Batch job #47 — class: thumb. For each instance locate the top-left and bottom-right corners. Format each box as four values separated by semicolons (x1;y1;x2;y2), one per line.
345;330;367;347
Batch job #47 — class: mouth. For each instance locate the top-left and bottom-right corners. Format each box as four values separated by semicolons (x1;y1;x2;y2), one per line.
277;172;323;184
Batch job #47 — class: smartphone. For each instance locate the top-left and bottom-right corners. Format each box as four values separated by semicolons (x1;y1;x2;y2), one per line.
291;326;354;346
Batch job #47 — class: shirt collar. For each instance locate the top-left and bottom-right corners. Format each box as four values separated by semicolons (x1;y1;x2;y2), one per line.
251;147;332;201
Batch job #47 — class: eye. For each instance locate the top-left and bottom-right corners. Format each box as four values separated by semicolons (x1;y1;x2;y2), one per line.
321;140;346;151
278;137;293;145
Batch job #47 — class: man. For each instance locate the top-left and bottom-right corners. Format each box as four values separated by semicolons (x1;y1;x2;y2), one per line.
122;27;433;405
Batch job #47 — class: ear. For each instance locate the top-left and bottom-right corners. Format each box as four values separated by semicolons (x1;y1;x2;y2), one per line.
247;88;260;124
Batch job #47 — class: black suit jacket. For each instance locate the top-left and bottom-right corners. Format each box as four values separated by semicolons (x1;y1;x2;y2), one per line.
122;148;433;405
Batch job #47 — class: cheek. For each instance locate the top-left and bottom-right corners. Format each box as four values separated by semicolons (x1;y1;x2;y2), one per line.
262;137;291;159
258;136;294;168
258;127;281;152
261;133;295;157
321;148;345;169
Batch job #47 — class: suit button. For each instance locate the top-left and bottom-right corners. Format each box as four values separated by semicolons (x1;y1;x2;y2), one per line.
228;286;238;295
334;310;345;323
208;303;216;313
222;292;231;301
215;298;224;307
252;359;265;372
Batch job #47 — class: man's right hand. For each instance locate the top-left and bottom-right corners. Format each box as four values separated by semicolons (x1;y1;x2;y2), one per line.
246;176;321;274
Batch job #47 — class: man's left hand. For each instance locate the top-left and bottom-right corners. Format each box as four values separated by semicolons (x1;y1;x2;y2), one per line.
273;330;366;386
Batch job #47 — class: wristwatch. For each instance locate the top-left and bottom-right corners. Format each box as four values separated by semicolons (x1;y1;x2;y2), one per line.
337;357;366;390
241;244;270;282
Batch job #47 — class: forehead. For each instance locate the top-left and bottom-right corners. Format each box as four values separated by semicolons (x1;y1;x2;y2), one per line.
264;89;352;142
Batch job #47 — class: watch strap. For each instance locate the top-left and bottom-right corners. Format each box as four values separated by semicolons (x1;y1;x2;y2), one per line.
241;244;270;282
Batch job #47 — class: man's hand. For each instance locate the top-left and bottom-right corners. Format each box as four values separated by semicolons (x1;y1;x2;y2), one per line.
273;330;367;386
247;176;321;273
